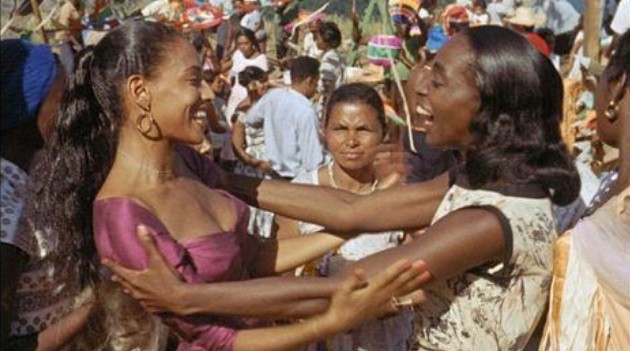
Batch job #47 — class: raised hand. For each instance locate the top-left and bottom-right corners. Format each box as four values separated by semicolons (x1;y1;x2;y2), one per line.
319;259;429;334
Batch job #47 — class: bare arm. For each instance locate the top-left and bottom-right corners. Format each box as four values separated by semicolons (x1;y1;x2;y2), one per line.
232;259;428;351
341;208;507;283
228;171;450;233
103;227;431;318
250;231;345;277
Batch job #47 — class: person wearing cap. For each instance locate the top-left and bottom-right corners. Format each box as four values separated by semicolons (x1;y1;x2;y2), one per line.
504;6;551;56
442;4;470;37
1;39;91;350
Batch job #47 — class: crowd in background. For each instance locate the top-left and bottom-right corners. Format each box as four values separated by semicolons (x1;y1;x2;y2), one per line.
1;0;629;350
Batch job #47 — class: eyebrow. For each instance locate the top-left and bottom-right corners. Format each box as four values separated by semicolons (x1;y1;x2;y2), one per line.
184;66;201;75
432;62;446;75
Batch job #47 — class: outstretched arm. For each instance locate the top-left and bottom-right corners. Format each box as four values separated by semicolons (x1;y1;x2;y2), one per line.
102;226;430;318
228;171;449;234
341;208;508;283
232;259;427;351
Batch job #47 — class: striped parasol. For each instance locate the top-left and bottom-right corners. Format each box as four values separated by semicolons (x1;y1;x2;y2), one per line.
388;0;421;25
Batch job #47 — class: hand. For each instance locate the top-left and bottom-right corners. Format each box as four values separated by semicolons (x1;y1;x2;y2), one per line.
101;225;189;315
372;144;411;189
320;259;429;334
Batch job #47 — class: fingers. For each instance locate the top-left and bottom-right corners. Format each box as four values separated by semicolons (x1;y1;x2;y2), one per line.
135;225;166;268
369;259;414;290
369;259;430;297
102;258;136;284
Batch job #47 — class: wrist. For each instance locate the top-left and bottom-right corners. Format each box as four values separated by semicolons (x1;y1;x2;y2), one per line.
174;283;195;315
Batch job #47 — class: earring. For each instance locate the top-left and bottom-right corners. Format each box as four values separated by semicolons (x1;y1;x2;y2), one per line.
604;100;619;121
136;112;156;134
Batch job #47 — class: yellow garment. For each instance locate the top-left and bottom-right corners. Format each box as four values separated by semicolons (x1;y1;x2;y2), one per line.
541;187;630;351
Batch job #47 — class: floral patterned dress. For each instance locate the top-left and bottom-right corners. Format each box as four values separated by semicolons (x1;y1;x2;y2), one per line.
414;178;557;351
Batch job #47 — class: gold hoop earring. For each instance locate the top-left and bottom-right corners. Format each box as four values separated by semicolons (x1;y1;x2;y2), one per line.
136;112;156;134
604;100;619;121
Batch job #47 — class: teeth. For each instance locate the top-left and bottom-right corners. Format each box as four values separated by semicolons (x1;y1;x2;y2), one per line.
416;105;430;116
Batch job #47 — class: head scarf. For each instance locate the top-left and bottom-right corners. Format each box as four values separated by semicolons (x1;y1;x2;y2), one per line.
1;39;58;131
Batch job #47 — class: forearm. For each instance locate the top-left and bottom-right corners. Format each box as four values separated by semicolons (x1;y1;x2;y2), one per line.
179;276;337;317
33;303;92;351
228;173;447;233
252;233;345;276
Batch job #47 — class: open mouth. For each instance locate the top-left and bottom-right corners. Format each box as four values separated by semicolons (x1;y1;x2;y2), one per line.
416;105;434;127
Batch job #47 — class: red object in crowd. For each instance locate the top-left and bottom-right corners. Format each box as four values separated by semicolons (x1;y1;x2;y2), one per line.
525;33;551;56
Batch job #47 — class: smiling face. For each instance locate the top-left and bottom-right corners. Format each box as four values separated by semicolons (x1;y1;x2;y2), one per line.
325;101;384;171
415;35;480;149
148;39;205;144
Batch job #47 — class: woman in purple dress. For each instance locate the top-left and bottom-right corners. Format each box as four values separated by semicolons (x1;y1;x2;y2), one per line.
25;20;428;350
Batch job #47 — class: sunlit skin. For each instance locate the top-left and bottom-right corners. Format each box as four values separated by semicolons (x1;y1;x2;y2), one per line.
148;39;205;146
415;35;481;149
323;102;385;187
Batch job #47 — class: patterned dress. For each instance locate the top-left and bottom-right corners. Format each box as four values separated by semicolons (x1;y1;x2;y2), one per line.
414;177;557;351
1;158;82;338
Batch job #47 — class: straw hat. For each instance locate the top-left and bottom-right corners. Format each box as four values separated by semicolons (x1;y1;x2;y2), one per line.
505;7;546;27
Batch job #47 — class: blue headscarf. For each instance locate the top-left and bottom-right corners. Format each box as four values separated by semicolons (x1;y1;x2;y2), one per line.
1;39;58;131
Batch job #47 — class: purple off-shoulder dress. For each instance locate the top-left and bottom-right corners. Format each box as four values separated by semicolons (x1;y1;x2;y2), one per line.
93;146;262;351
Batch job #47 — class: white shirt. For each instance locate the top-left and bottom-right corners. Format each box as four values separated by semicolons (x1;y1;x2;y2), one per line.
487;0;515;25
542;0;580;35
243;88;324;178
240;10;262;32
303;32;323;59
225;50;268;124
210;0;234;19
611;0;630;35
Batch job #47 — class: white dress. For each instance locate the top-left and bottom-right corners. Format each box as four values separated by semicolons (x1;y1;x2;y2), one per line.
292;166;414;351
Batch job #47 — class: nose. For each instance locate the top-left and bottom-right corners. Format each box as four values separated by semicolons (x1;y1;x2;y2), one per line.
415;67;431;96
200;80;212;101
345;132;359;147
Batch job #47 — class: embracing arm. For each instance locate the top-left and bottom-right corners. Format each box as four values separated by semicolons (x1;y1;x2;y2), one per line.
341;208;507;283
103;227;431;318
228;171;449;233
250;230;345;276
232;259;427;351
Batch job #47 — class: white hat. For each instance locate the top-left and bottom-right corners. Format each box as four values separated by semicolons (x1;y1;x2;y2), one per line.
505;7;546;27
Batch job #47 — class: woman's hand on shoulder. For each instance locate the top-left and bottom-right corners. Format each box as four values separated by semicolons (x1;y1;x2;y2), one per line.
101;225;190;315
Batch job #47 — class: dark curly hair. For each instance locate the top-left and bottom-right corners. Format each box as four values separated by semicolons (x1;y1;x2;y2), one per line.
461;26;580;206
25;20;183;349
324;83;387;136
238;65;267;87
318;21;342;49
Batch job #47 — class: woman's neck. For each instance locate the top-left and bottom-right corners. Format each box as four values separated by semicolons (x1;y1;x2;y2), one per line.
328;161;377;194
113;135;176;184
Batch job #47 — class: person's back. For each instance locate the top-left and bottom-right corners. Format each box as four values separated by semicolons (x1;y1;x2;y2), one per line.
242;56;325;179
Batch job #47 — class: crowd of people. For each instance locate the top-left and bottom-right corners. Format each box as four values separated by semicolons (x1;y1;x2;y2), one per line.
1;0;629;350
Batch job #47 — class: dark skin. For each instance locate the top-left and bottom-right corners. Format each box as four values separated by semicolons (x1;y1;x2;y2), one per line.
593;59;630;203
97;38;431;347
104;36;506;316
